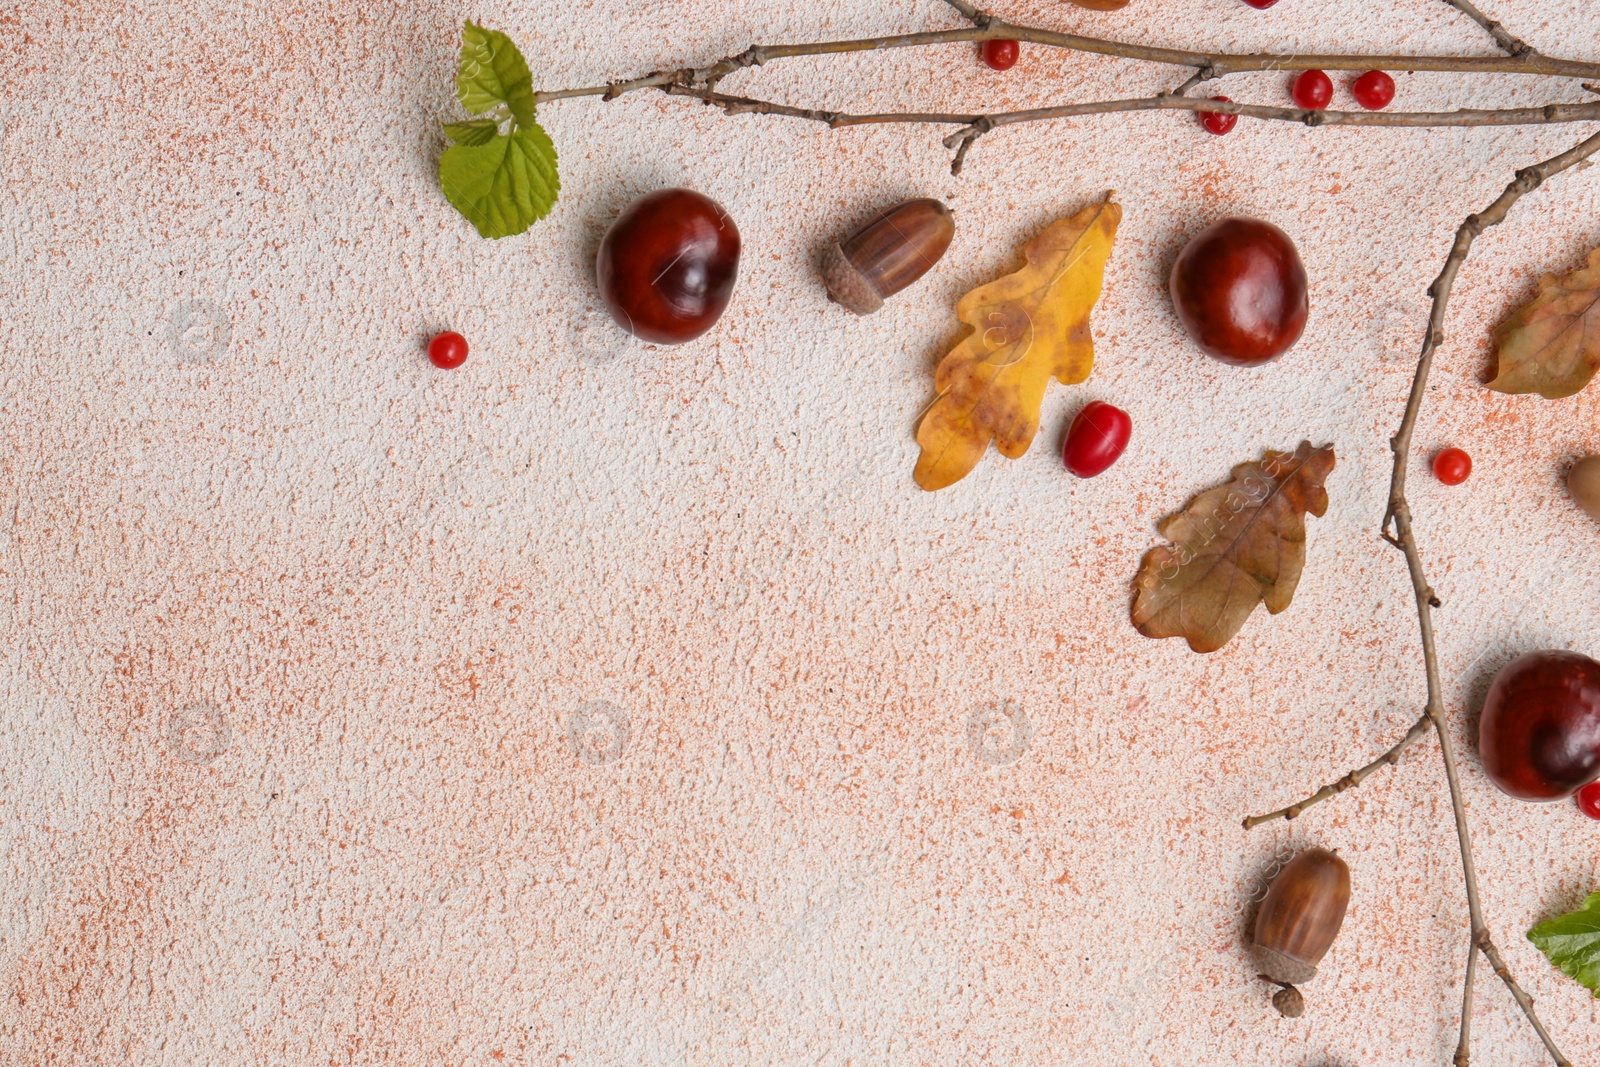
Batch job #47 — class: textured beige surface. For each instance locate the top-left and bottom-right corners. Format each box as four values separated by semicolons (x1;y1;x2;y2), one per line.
3;1;1600;1063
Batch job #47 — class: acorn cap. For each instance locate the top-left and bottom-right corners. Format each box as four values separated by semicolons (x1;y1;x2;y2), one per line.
821;242;885;316
1252;944;1318;986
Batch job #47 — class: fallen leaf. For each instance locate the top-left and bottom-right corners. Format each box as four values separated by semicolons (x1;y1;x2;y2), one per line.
1486;247;1600;399
1528;891;1600;997
914;197;1121;491
1131;441;1336;654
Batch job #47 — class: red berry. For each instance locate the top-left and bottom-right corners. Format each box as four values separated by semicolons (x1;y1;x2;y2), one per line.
1351;70;1396;110
1291;70;1333;110
981;39;1019;72
1198;97;1238;136
1242;0;1279;7
1063;401;1132;478
1578;781;1600;820
427;330;469;369
1432;447;1472;486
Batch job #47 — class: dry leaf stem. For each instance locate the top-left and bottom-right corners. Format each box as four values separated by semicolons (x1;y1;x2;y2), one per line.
535;2;1600;173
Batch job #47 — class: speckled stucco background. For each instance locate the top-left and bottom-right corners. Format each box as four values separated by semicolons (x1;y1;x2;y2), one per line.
3;0;1600;1063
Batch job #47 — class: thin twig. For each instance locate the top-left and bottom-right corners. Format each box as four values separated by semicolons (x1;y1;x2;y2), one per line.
1380;126;1600;1067
940;0;985;23
1479;930;1571;1064
534;27;1600;105
673;85;1600;131
672;84;1600;173
1441;0;1537;58
1242;711;1431;828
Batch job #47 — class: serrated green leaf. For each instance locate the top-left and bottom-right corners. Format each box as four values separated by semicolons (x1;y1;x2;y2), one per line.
458;21;537;128
439;123;559;239
443;119;502;147
1528;891;1600;997
440;23;560;238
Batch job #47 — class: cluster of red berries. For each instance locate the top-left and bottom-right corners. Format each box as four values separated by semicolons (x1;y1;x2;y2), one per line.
1198;70;1396;135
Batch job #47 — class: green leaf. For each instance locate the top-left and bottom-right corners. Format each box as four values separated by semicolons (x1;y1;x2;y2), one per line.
440;124;560;239
439;23;560;239
442;119;501;147
457;21;537;127
1528;891;1600;996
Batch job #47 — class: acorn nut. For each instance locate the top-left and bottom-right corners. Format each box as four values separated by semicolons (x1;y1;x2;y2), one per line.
1569;456;1600;523
1251;847;1350;1017
821;198;955;315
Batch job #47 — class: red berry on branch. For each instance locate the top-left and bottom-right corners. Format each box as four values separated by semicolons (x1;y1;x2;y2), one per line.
981;39;1019;71
1352;70;1396;110
1578;781;1600;820
1198;97;1238;136
1432;447;1472;486
1291;70;1333;110
1062;401;1132;478
427;330;469;369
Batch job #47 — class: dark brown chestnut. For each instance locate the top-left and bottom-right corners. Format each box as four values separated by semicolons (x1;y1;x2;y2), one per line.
1169;217;1309;366
1478;649;1600;801
821;198;954;315
596;188;740;344
1252;847;1350;1017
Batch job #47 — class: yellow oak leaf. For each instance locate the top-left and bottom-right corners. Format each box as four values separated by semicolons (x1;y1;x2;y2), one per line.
1486;246;1600;399
913;197;1121;491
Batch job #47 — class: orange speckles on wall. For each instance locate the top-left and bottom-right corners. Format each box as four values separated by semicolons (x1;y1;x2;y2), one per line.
2;0;1600;1064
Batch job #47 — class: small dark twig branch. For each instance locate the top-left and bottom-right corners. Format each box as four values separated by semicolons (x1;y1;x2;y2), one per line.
940;0;985;24
1441;0;1537;58
1242;711;1432;828
670;85;1600;173
534;27;1600;106
1378;126;1600;1067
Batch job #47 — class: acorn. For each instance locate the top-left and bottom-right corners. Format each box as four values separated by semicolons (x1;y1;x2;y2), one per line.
1251;847;1350;1017
821;198;955;315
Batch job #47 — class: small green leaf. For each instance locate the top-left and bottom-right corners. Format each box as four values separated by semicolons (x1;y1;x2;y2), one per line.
458;21;537;127
1528;891;1600;996
443;119;502;147
440;23;560;239
440;124;560;239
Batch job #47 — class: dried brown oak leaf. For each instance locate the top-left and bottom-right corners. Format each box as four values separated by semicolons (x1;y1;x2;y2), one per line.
1132;441;1336;654
1487;247;1600;399
914;197;1120;491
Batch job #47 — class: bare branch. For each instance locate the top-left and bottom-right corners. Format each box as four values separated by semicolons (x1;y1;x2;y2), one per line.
1441;0;1537;58
1382;126;1600;1067
671;82;1600;129
1479;931;1571;1067
1242;711;1431;829
534;27;1600;104
939;0;985;24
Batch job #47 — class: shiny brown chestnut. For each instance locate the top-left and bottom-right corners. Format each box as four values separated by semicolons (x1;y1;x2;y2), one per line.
596;188;740;344
1252;847;1350;1017
821;198;955;315
1479;649;1600;801
1170;217;1308;366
